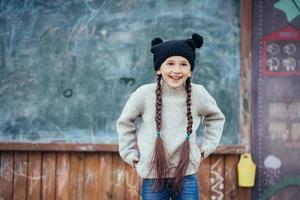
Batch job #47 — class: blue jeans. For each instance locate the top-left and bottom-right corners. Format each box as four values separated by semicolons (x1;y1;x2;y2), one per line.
141;174;199;200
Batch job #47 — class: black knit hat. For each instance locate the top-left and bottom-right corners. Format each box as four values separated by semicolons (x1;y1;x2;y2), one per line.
150;33;203;71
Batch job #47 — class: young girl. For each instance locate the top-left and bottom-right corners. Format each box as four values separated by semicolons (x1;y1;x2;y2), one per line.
116;33;225;200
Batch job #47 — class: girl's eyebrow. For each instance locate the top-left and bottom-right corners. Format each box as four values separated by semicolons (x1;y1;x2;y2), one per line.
166;59;188;63
166;59;175;62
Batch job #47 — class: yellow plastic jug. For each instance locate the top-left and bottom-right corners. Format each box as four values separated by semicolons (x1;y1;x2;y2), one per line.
237;153;256;187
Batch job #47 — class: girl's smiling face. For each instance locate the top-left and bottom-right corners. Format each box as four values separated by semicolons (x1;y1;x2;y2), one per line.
156;56;192;88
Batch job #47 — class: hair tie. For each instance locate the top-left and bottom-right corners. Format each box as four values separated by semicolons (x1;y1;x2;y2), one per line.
185;134;190;140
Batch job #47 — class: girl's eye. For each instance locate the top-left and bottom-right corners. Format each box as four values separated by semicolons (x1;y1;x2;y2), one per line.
167;63;174;65
181;63;188;67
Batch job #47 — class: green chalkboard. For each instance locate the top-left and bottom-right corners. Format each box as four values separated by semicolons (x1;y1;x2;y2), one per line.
0;0;240;144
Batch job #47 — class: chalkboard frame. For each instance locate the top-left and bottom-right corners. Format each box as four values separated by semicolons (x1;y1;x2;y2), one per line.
0;142;246;154
0;0;252;151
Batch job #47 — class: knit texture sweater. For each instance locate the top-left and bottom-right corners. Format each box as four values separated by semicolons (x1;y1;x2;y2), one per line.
116;80;225;178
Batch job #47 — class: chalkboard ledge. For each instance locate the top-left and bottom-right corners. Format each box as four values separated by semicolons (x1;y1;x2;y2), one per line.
0;142;246;154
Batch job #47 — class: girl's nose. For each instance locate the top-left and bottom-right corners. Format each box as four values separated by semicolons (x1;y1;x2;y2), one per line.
172;65;182;73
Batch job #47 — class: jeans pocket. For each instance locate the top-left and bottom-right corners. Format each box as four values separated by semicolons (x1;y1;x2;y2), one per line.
183;174;198;183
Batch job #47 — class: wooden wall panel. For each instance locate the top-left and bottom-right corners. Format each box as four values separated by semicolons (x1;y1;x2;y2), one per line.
83;153;100;200
124;162;140;200
69;153;84;200
112;153;125;200
56;153;70;200
0;151;250;200
198;157;211;200
13;152;28;200
27;152;42;200
98;153;113;200
0;152;14;200
41;153;56;200
237;183;252;200
210;155;225;200
224;155;239;200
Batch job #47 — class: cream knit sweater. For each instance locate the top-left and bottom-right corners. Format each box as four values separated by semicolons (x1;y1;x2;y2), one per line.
116;80;225;178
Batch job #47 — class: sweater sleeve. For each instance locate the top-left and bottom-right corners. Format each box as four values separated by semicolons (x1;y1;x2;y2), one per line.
116;86;144;167
198;85;225;159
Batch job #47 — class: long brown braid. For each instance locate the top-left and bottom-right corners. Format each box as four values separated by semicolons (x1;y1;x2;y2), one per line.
149;76;194;193
149;74;169;191
173;76;193;193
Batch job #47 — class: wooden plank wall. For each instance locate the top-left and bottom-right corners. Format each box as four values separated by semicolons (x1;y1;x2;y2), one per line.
0;151;250;200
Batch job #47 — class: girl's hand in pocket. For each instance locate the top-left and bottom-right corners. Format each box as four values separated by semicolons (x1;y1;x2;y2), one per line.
133;156;139;168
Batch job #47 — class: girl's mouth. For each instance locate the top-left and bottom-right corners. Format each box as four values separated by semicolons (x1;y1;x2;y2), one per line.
169;75;183;80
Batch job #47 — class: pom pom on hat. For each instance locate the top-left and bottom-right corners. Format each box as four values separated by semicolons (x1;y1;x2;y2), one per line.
150;33;204;71
151;37;163;47
192;33;203;48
